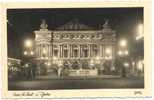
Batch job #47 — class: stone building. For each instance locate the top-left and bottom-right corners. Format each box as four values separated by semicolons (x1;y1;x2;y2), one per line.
34;19;116;76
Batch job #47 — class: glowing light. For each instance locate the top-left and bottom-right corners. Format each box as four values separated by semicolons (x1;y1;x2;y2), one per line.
96;56;100;60
30;51;34;55
25;63;29;68
43;49;47;54
136;24;143;40
124;62;129;67
137;60;144;71
48;62;51;66
58;61;63;66
105;47;111;55
124;50;129;55
105;56;108;60
111;66;115;71
24;39;32;48
53;56;57;60
119;39;127;47
24;51;28;55
45;62;51;66
109;56;112;60
90;59;94;65
118;51;122;56
132;61;135;66
52;57;58;64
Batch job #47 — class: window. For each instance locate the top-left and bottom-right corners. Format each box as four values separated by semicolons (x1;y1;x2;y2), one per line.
74;50;78;58
54;50;58;57
84;49;88;57
93;44;98;57
64;50;68;58
94;49;98;57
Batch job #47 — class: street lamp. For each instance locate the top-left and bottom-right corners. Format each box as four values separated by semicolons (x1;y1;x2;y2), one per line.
124;50;129;55
118;39;128;57
23;39;34;56
24;51;28;55
105;47;111;55
136;23;143;40
24;39;33;48
118;39;129;77
105;47;112;60
30;51;34;55
119;39;127;47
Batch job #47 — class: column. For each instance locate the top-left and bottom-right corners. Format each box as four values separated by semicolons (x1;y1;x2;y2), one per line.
90;44;92;57
40;44;42;57
58;45;60;58
78;44;80;58
47;44;49;57
88;44;91;58
39;44;40;57
91;44;94;57
49;44;51;57
50;44;52;57
80;44;82;58
59;45;61;58
67;44;70;58
102;44;105;58
72;44;73;58
36;44;38;57
112;44;114;59
62;45;63;58
100;44;102;58
69;44;72;58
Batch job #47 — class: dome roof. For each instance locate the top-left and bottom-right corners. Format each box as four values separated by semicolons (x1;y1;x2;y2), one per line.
56;18;94;30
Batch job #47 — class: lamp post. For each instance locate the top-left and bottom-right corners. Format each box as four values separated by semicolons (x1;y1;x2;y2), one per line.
23;39;34;56
118;39;129;77
136;23;143;40
105;47;112;60
23;39;36;79
134;23;144;77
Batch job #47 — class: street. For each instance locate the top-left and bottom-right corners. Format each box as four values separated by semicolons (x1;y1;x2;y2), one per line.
8;77;144;90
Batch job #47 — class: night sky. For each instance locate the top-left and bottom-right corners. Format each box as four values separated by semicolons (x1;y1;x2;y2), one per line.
7;8;143;59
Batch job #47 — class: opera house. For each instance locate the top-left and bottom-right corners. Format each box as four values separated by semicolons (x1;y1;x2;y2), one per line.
34;19;116;76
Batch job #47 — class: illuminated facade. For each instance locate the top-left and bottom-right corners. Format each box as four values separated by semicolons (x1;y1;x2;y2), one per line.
34;19;116;75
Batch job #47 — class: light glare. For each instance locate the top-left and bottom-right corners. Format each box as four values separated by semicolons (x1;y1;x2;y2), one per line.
24;39;32;48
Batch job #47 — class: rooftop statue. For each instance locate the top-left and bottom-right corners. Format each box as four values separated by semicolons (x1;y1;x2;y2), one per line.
103;19;110;28
104;19;109;25
40;19;48;29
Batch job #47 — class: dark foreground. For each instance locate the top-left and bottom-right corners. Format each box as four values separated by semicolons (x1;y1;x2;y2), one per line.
8;77;144;90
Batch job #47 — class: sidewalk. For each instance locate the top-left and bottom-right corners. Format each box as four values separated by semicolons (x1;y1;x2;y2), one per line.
35;74;121;80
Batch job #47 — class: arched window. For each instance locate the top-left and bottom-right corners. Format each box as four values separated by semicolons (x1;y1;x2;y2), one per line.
93;44;98;57
63;45;68;58
53;45;58;57
83;45;88;58
73;45;78;58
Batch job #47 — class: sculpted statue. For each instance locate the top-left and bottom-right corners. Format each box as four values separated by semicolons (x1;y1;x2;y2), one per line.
40;19;48;29
103;19;110;28
104;19;109;26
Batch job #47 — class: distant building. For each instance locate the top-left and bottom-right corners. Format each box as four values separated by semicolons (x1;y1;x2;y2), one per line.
34;19;116;76
8;58;21;67
8;58;21;79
